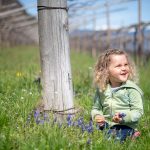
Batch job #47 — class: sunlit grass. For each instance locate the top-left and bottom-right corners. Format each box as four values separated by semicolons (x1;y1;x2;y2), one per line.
0;46;150;149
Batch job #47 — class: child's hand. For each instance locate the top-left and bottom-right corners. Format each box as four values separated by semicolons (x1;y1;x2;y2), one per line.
112;113;123;123
95;115;105;126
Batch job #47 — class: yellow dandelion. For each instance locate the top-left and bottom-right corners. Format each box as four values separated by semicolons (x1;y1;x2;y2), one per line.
16;72;22;77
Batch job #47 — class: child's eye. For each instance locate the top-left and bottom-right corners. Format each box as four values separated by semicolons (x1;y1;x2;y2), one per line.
115;65;121;68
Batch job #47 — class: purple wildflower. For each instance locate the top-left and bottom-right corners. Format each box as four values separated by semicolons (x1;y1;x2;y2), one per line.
77;117;84;126
119;113;126;118
44;113;48;119
39;119;44;124
72;121;77;126
89;120;93;126
36;117;41;124
85;121;93;133
43;112;49;122
66;114;72;127
81;124;86;133
88;125;93;133
67;120;72;127
34;109;40;119
66;114;72;121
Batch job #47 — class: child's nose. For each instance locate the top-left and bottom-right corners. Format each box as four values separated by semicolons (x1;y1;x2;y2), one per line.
121;66;126;70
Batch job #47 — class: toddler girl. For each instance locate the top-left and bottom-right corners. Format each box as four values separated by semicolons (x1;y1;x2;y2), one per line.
91;49;143;142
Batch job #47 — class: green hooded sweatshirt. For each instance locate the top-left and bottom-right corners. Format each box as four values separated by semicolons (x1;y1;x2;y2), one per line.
91;80;144;129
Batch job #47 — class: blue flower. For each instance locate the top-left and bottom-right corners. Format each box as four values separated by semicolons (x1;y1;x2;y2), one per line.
72;121;77;126
44;113;48;119
34;109;40;118
66;114;72;121
39;119;44;124
89;120;93;126
85;122;93;133
43;112;49;122
77;117;84;126
36;117;41;124
119;113;126;118
67;120;72;127
81;124;86;133
66;114;72;127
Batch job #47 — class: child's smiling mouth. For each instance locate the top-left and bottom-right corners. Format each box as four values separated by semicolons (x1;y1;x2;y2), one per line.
121;72;128;75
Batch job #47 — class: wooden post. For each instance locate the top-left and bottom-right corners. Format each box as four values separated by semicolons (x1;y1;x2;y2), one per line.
137;0;143;65
37;0;74;113
105;1;111;49
92;13;97;58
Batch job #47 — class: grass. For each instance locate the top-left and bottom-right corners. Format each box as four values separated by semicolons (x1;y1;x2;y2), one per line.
0;46;150;150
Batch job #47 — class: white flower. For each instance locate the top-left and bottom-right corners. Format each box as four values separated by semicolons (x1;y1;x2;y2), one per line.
22;89;26;92
88;67;92;70
29;92;32;95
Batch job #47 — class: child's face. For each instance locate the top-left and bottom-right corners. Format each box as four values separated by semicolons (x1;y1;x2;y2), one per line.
108;54;129;87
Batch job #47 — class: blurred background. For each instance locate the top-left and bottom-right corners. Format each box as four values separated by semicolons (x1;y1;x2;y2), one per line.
0;0;150;63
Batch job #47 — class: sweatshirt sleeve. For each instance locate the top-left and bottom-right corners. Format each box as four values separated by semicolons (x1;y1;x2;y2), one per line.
122;88;144;123
91;88;103;120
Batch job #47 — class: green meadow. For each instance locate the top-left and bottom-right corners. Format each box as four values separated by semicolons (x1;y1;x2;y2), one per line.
0;46;150;150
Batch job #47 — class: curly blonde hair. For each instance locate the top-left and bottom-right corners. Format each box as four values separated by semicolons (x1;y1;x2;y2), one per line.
94;49;138;91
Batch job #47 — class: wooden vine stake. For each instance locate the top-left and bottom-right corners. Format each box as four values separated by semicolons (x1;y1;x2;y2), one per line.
37;0;74;120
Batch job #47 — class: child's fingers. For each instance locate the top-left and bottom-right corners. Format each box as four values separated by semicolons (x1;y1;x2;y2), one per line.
95;115;105;123
95;115;105;120
97;121;105;126
114;112;120;117
112;113;120;121
112;116;122;123
95;117;104;121
96;119;105;123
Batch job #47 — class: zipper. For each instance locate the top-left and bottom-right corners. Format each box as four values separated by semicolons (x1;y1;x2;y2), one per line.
110;92;113;117
110;90;117;117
